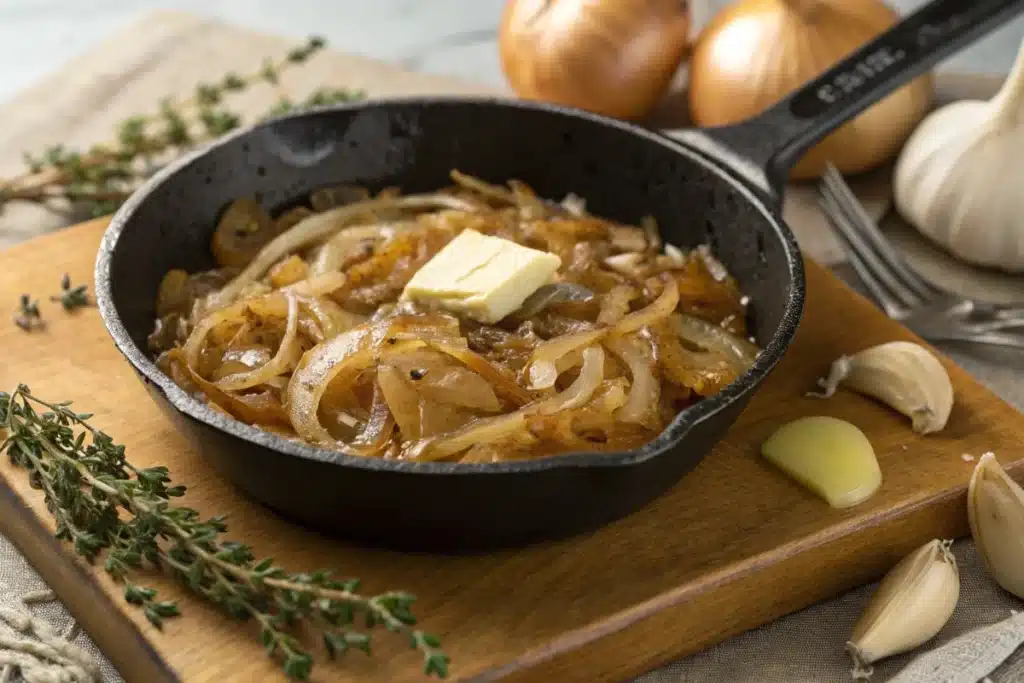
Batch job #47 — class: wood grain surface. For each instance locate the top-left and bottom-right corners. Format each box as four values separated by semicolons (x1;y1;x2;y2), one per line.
0;218;1020;683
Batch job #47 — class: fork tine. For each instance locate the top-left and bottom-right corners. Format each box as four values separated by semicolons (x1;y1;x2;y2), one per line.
819;192;908;319
821;164;942;301
819;171;925;310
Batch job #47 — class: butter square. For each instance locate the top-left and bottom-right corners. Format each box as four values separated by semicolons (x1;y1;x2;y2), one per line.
402;229;562;323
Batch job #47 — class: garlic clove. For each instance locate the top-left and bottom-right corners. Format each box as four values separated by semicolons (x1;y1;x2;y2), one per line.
761;416;881;508
968;453;1024;599
846;539;959;679
811;341;953;434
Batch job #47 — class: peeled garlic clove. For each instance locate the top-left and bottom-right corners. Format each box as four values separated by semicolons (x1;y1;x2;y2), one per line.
846;539;959;678
812;341;953;434
968;453;1024;599
761;416;881;508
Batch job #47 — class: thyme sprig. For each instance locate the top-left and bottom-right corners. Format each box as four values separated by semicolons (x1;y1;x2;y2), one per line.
50;273;91;311
0;36;366;218
0;385;449;680
12;295;43;332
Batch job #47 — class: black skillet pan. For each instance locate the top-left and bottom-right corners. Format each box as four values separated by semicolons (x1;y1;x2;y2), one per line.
95;0;1023;551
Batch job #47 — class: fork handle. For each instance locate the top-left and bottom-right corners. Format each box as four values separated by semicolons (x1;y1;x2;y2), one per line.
979;302;1024;324
916;327;1024;351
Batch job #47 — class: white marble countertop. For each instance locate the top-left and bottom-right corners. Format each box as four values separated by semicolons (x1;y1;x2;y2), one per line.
1;0;1023;106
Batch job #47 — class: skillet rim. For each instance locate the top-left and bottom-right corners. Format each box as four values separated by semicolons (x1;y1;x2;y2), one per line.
94;95;805;475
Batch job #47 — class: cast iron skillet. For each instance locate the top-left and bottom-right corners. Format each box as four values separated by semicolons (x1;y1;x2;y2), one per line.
95;0;1022;551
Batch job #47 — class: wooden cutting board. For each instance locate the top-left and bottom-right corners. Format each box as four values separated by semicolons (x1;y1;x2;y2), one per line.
0;218;1020;683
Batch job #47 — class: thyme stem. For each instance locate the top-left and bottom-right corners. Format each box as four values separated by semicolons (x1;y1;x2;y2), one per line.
0;36;365;219
0;385;448;680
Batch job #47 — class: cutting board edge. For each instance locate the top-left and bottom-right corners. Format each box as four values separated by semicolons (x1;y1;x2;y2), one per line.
467;480;981;683
0;445;986;683
0;476;181;683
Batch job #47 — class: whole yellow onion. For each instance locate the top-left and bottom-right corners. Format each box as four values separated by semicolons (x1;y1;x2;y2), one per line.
688;0;934;180
499;0;692;121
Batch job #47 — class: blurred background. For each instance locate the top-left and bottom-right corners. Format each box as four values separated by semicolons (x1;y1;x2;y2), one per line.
2;0;1023;105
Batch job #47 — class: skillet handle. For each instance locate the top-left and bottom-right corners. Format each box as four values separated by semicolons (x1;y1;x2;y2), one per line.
670;0;1024;203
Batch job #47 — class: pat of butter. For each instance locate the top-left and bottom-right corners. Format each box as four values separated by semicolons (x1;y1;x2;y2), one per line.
402;229;562;324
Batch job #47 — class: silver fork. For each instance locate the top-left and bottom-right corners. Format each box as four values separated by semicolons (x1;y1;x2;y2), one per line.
818;163;1024;350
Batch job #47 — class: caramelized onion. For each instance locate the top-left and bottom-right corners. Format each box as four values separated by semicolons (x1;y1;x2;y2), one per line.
516;282;595;318
535;346;605;415
674;313;759;370
310;223;415;276
182;293;288;372
409;365;501;412
427;340;532;405
606;335;660;427
208;194;479;310
287;327;395;445
378;364;423;439
418;399;473;437
281;272;347;297
409;411;528;462
653;323;736;396
160;350;291;428
410;345;605;460
154;171;761;463
526;327;606;390
211;198;277;268
597;285;638;325
296;295;362;342
216;295;301;391
348;381;396;457
610;274;678;336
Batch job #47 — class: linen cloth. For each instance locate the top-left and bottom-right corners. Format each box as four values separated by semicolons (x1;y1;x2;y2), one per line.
1;10;1023;683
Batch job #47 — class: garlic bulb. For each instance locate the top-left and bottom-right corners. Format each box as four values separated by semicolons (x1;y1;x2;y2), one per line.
968;453;1024;599
846;539;960;678
894;38;1024;272
811;341;954;435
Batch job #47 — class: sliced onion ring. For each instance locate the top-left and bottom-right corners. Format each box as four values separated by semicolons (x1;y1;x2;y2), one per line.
377;364;422;439
408;345;605;461
605;334;659;427
534;346;605;415
208;194;478;310
182;293;289;372
348;380;396;457
526;327;606;390
286;324;425;447
610;273;678;337
674;313;758;370
216;294;301;391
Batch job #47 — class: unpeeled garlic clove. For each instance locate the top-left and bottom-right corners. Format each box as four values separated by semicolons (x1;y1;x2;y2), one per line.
846;539;959;679
811;341;953;434
968;453;1024;599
